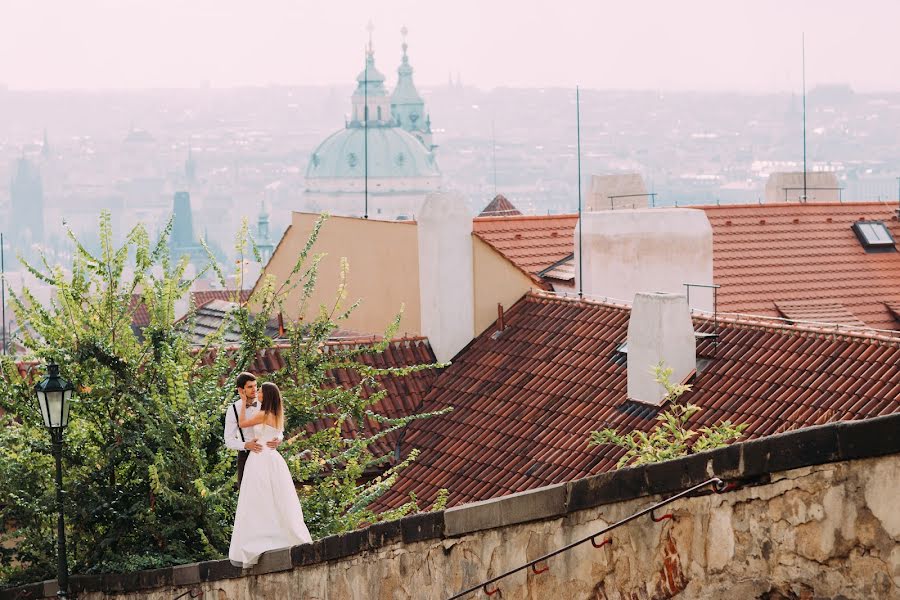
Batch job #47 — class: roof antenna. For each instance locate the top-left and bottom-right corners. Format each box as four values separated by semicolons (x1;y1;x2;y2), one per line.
802;32;808;203
364;21;373;220
491;119;498;197
1;232;6;355
576;85;584;299
896;176;900;218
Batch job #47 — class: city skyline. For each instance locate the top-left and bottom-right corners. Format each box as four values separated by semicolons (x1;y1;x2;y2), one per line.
2;0;900;92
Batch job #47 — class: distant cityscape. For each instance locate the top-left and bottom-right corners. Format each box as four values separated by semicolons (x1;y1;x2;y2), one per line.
2;82;900;270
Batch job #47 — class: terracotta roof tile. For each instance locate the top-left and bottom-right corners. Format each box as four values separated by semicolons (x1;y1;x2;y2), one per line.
129;294;151;329
472;214;578;276
775;300;867;328
479;195;522;217
372;292;900;511
484;203;900;329
191;289;252;308
255;337;439;459
703;202;900;330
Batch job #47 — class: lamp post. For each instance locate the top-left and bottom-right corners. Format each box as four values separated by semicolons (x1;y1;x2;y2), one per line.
34;363;75;599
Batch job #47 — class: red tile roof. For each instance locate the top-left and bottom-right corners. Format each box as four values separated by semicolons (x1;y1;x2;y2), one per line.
191;289;252;308
775;300;866;328
703;202;900;330
472;214;578;283
221;337;441;459
373;292;900;510
129;294;151;329
479;195;522;217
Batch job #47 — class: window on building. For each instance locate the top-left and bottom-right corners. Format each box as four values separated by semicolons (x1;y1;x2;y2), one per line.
852;221;896;252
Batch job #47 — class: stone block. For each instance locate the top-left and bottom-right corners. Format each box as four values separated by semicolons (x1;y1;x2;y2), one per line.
709;442;742;478
38;581;58;598
69;574;102;594
102;572;129;592
766;424;840;472
838;413;900;460
251;548;293;575
0;582;42;600
172;562;201;586
200;558;243;581
569;463;649;511
400;511;445;543
292;540;324;567
321;529;368;561
644;452;711;496
445;496;503;536
445;484;566;536
368;519;402;548
137;567;172;591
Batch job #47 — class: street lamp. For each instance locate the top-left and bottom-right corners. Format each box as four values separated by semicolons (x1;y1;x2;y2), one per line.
34;363;75;599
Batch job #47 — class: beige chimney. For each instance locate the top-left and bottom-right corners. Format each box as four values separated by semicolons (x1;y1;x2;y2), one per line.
416;191;475;363
765;171;840;203
576;208;714;312
587;173;649;211
627;292;696;406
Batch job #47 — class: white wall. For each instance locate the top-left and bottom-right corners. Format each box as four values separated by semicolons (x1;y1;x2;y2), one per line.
627;292;696;405
417;191;474;362
576;208;715;312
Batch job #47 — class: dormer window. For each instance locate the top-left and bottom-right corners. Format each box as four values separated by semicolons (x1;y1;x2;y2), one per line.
852;221;896;252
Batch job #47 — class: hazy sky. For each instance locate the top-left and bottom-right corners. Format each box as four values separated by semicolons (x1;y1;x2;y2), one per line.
2;0;899;92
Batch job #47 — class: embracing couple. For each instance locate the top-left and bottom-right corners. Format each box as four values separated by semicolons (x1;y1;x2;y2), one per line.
224;372;312;568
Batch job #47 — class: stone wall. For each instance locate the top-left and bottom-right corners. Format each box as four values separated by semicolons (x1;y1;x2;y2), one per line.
3;414;899;600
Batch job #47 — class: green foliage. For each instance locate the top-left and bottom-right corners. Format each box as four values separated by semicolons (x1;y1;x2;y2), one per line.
0;211;447;586
589;362;747;468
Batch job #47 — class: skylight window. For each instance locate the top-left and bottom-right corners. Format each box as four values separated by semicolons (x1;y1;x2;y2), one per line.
852;221;896;252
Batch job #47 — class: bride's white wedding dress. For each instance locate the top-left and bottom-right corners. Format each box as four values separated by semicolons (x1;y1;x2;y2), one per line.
229;424;312;568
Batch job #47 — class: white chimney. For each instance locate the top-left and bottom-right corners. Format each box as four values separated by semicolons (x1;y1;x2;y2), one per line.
627;292;697;406
587;173;649;211
576;208;714;312
417;191;475;363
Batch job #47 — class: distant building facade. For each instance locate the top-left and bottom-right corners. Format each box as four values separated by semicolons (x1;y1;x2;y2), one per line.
9;156;44;253
169;191;207;267
303;28;443;220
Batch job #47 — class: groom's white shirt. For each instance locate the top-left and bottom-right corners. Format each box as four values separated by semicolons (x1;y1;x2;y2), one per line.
224;399;259;452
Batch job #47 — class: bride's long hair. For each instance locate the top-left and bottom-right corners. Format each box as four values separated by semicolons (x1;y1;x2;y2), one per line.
259;382;284;430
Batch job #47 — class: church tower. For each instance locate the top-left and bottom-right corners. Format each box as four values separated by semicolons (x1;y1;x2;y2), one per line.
10;156;44;251
256;202;274;263
350;22;393;127
391;27;433;150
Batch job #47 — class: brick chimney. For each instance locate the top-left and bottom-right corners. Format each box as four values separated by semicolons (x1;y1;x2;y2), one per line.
626;292;696;406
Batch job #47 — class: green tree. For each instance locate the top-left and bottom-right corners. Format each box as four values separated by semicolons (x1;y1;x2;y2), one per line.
589;363;747;468
0;212;445;586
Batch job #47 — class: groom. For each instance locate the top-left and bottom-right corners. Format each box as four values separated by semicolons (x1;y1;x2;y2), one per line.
224;372;281;487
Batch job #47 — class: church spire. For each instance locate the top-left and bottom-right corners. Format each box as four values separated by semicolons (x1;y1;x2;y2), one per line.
391;26;432;149
351;21;390;127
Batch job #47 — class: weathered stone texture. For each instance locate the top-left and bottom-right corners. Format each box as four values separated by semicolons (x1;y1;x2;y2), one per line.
56;454;898;600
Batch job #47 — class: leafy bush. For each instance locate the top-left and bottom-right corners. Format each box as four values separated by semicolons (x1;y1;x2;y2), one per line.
589;363;746;468
0;213;446;586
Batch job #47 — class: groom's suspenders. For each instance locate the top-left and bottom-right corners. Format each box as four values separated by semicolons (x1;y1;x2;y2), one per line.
233;404;246;443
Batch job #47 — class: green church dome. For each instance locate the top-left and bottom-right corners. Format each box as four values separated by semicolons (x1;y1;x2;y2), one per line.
306;125;439;179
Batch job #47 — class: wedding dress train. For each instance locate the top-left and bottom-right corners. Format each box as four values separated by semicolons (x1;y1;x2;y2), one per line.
229;424;312;567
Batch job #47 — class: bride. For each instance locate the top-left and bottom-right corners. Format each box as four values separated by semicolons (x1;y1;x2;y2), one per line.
229;382;312;568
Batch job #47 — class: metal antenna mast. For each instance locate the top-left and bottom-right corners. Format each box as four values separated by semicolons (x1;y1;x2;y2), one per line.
577;86;584;299
802;33;807;202
1;232;6;355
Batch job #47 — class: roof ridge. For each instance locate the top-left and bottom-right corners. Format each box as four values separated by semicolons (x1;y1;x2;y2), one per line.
697;200;899;211
528;290;900;347
473;213;578;223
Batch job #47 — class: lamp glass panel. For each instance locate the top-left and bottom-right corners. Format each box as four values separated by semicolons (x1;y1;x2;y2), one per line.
36;390;51;428
46;390;64;428
62;389;72;428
